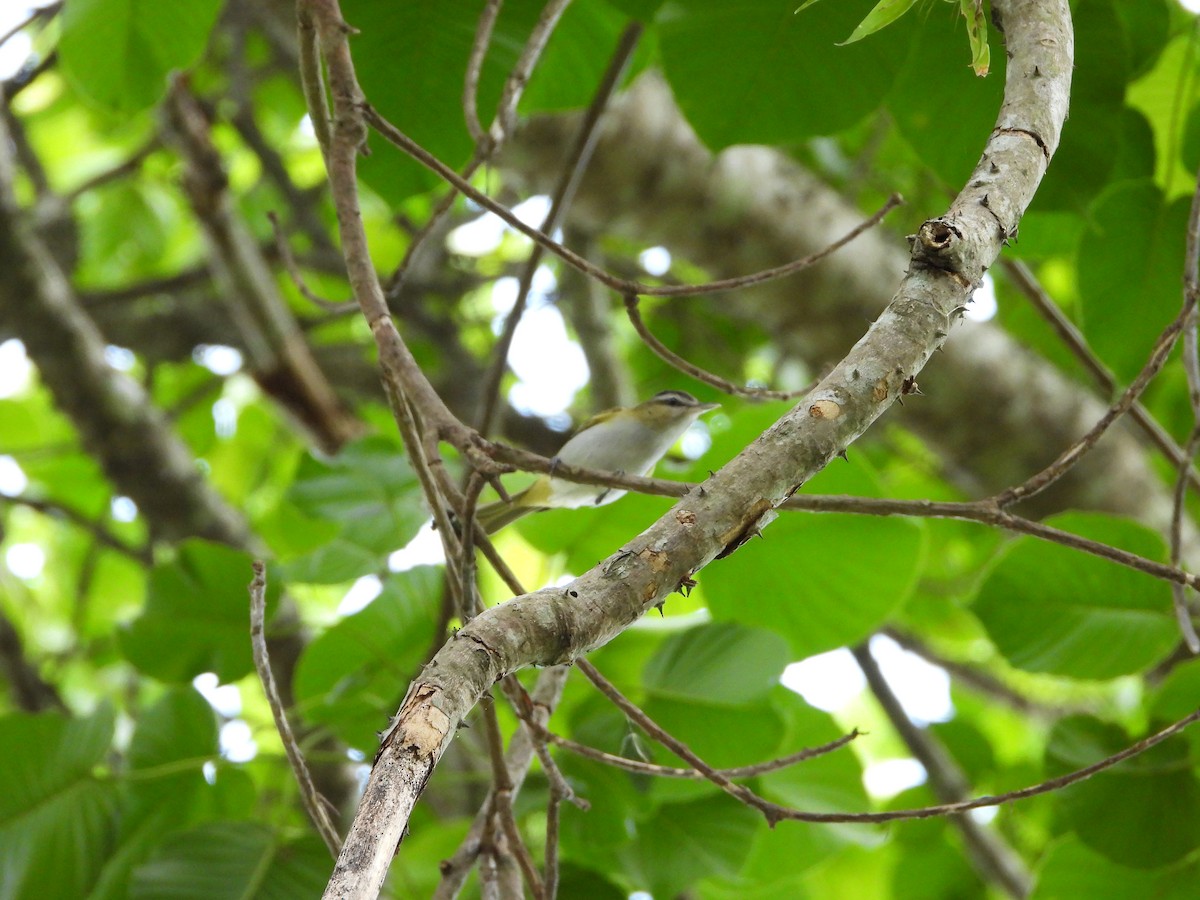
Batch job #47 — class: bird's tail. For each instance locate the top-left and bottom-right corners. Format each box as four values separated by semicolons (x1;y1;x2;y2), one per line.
475;490;544;534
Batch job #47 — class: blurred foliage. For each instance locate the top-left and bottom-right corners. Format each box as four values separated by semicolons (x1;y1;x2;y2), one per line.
2;1;1200;898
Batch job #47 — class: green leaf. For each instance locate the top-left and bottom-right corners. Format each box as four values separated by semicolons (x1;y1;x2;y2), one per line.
1047;717;1200;868
886;3;1006;190
281;437;427;584
120;540;277;683
758;693;869;815
347;0;638;203
702;509;924;659
661;0;909;149
59;0;224;113
972;513;1178;678
294;567;443;751
642;696;786;770
629;793;762;898
129;821;330;900
643;622;791;706
841;0;919;46
126;686;218;803
87;689;220;900
0;707;118;900
1077;180;1190;383
1032;837;1200;899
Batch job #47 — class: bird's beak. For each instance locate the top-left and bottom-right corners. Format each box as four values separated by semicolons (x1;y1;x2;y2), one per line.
698;402;721;413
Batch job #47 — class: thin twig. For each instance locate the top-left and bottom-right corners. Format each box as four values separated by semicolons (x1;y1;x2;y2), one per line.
624;293;814;401
1168;170;1200;653
464;0;503;145
362;105;901;301
1001;259;1200;494
993;295;1196;509
852;643;1031;898
0;494;151;564
476;22;643;436
267;210;355;312
480;440;1200;591
481;696;545;899
527;718;859;780
490;0;572;145
576;658;787;822
1171;426;1200;654
248;561;342;857
383;152;486;299
581;653;1200;826
62;137;160;203
296;5;332;156
543;791;562;900
0;3;60;51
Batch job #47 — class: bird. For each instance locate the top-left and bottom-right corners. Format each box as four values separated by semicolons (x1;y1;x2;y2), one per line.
476;390;719;533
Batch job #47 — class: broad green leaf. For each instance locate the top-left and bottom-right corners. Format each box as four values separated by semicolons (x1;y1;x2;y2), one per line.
347;0;637;203
120;540;277;683
1047;717;1200;868
1032;837;1200;899
0;707;118;900
702;511;924;659
59;0;223;113
1031;1;1139;212
629;793;761;899
281;436;427;584
642;696;786;770
129;821;330;900
973;513;1178;679
294;567;442;751
886;3;1005;190
1076;181;1190;382
661;0;908;149
841;0;919;46
1127;33;1200;196
758;692;869;815
126;687;218;805
87;689;219;900
643;622;791;706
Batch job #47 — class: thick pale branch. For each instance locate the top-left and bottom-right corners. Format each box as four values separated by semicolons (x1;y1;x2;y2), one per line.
324;1;1073;896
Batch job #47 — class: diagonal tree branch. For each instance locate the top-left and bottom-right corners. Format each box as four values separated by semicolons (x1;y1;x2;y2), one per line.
319;1;1074;895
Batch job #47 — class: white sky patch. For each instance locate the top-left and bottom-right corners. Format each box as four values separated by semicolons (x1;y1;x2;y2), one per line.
448;195;554;256
192;672;244;718
110;496;137;522
863;757;927;799
782;648;866;711
0;456;27;495
507;304;588;417
782;637;952;725
679;422;712;460
212;398;238;438
966;271;998;322
1182;0;1200;12
0;339;32;398
337;574;383;616
639;246;672;276
202;760;217;784
5;542;44;579
219;719;257;762
194;345;244;376
0;3;51;81
869;634;953;724
104;345;136;371
295;114;317;146
389;524;446;572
